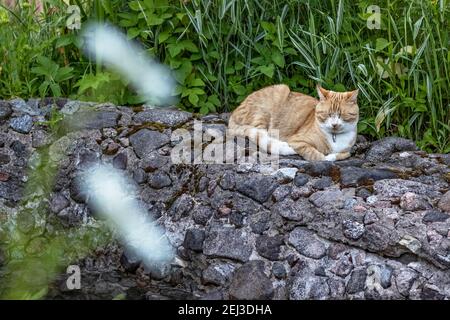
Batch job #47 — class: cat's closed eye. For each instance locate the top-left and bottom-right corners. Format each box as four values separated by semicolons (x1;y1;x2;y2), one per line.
342;113;358;121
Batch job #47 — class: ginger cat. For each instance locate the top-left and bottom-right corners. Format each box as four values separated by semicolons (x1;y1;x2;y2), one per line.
228;84;359;161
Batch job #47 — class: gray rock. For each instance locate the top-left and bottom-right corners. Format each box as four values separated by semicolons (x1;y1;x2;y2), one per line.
0;179;23;202
272;262;287;279
273;198;316;222
141;153;169;172
192;205;213;225
340;166;397;187
229;261;274;300
422;210;450;223
311;176;333;190
399;192;430;211
342;220;365;240
0;153;10;165
330;254;354;277
10;140;28;158
346;268;367;294
169;194;193;221
50;193;70;214
0;101;12;120
133;108;192;127
328;278;346;299
148;171;172;189
235;174;278;203
204;225;253;262
256;235;283;260
274;167;298;182
133;168;147;184
249;211;270;234
290;276;330;300
10;115;33;133
219;171;235;190
309;189;346;209
183;228;205;252
112;152;127;170
69;178;88;203
303;161;336;177
366;137;418;162
10;98;41;115
32;129;50;148
120;251;141;273
288;228;326;259
373;179;441;199
272;185;292;202
395;268;418;297
75;110;120;129
380;265;393;289
293;173;309;187
102;141;119;155
129;129;170;158
420;284;445;300
438;191;450;212
202;263;235;285
356;187;372;200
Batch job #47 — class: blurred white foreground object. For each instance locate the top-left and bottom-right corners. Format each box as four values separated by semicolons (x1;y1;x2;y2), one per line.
82;22;176;106
81;164;174;267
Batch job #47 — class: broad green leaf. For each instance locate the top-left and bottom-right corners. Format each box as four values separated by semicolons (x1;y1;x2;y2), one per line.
272;51;285;68
191;78;205;87
189;93;199;105
375;38;390;51
258;64;275;78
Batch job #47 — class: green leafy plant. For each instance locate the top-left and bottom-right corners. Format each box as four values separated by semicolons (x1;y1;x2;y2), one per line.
31;56;74;97
0;0;448;152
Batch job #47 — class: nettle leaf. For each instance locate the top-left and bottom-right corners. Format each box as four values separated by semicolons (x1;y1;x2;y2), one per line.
158;31;171;43
257;64;275;78
375;38;390;52
271;51;285;68
261;21;276;34
204;101;216;112
231;84;246;95
168;43;183;57
208;95;220;106
199;105;209;115
129;1;142;11
56;67;74;82
208;51;220;59
75;73;112;94
174;60;193;84
55;35;75;48
189;93;199;105
225;66;234;74
128;28;141;39
31;66;49;77
191;78;205;87
180;40;199;53
39;81;49;97
147;14;165;26
169;59;182;69
50;83;61;97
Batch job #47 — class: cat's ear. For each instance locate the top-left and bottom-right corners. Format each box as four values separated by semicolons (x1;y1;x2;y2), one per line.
346;89;359;103
317;85;330;102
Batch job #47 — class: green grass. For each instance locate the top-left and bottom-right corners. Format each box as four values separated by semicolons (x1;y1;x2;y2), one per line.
0;0;449;152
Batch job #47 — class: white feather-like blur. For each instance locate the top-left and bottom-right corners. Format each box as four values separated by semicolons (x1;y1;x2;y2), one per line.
81;164;174;267
81;22;176;106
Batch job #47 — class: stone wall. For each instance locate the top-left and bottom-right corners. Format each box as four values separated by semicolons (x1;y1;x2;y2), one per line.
0;98;450;300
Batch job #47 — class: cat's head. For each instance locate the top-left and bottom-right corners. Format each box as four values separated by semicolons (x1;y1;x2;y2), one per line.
315;85;359;134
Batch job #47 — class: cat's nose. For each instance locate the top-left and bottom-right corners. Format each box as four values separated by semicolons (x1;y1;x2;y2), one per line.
332;124;340;129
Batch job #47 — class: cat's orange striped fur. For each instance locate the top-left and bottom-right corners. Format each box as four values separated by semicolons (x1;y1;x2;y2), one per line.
228;84;359;161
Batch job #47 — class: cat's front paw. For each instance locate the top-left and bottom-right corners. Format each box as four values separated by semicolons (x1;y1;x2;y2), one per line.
324;153;337;161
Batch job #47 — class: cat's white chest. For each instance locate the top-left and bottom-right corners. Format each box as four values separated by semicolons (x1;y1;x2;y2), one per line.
325;130;356;153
